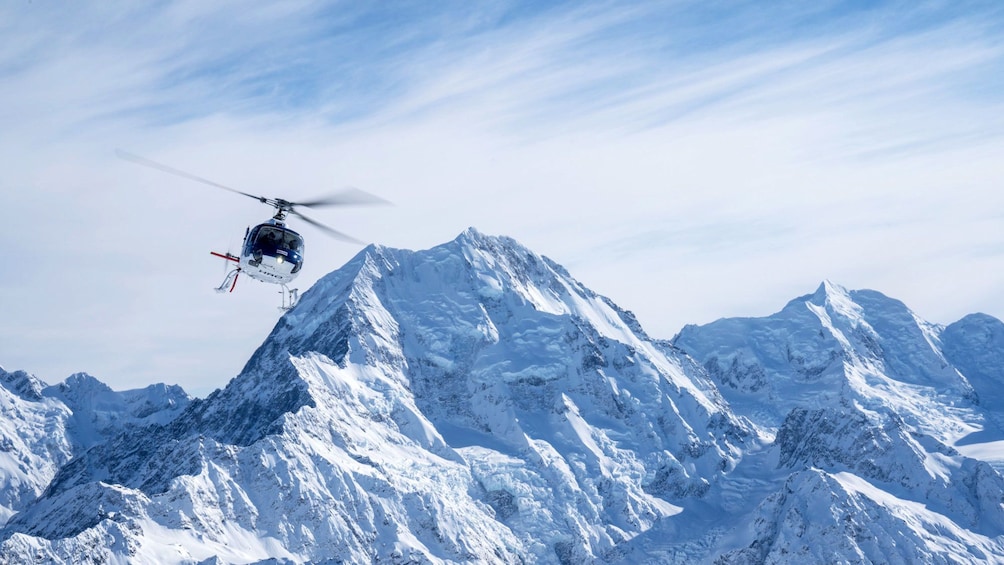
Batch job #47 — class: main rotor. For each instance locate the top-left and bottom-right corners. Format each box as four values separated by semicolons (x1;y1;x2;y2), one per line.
116;150;388;243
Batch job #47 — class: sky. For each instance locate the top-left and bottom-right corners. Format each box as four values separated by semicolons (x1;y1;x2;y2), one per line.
1;1;1002;397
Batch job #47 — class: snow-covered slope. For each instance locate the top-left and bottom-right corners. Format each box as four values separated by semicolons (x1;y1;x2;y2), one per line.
45;372;190;450
0;367;191;527
942;314;1004;432
1;228;754;563
718;468;1004;564
662;281;1004;563
3;233;1004;564
673;281;980;444
0;368;73;525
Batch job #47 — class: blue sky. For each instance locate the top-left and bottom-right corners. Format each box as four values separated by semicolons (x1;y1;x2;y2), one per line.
2;1;1003;396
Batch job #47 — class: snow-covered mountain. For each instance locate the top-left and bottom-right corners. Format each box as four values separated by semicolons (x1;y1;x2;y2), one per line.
2;230;1003;564
674;281;981;440
668;281;1004;563
0;368;190;526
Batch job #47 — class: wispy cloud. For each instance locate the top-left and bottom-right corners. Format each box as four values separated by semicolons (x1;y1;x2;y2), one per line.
3;1;1002;142
1;0;1002;393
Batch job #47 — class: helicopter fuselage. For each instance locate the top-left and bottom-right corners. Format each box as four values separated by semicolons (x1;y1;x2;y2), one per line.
239;220;304;285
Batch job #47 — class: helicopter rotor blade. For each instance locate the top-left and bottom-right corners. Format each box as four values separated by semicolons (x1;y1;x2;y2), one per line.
292;187;391;208
116;149;268;204
289;209;365;244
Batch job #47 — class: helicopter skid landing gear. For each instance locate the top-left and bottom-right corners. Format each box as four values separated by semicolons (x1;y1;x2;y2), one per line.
280;284;299;311
216;268;240;293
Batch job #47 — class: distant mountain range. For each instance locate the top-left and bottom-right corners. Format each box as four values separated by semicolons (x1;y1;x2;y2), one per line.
2;228;1003;563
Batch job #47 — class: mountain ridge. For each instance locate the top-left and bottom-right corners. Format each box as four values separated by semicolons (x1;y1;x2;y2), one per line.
2;230;1003;563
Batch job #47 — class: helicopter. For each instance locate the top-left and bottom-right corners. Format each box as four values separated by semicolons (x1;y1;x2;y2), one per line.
117;150;387;310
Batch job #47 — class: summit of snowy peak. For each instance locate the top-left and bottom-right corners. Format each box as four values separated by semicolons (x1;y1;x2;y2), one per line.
453;226;524;253
39;373;192;449
265;229;647;370
453;226;533;257
793;280;910;331
0;367;45;401
801;280;864;320
676;281;955;381
445;228;574;298
796;283;960;383
47;372;113;400
673;283;976;441
455;225;493;246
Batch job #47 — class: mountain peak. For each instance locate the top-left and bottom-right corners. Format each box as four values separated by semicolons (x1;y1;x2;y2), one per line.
793;280;864;323
812;278;847;298
674;282;976;441
3;230;756;562
450;227;563;278
815;278;854;304
54;372;113;397
0;367;45;401
455;225;492;245
7;238;1004;563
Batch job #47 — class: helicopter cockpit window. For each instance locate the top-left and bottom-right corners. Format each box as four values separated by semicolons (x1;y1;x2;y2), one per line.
251;226;303;256
283;232;303;252
254;228;281;248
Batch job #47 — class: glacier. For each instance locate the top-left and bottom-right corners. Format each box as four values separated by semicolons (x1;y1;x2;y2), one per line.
1;229;1003;564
